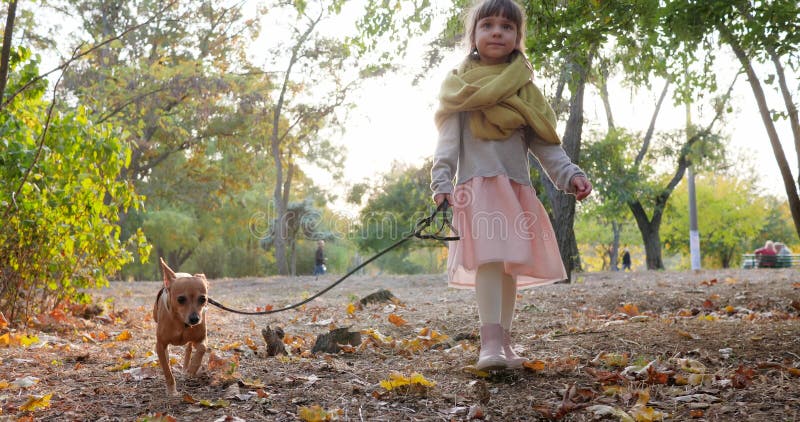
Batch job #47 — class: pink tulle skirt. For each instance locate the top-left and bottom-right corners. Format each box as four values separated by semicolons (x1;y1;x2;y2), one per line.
447;175;567;289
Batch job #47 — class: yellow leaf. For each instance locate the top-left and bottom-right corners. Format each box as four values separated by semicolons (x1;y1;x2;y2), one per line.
20;394;52;411
197;399;230;408
629;390;666;421
462;365;490;378
298;405;331;422
408;373;435;387
361;329;393;344
0;311;8;329
221;341;241;351
0;332;11;346
0;380;9;389
379;371;435;391
245;337;258;351
106;360;131;372
115;330;132;341
388;313;406;326
346;303;356;316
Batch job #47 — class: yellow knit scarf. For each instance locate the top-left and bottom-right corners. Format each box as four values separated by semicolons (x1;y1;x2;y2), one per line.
434;52;560;144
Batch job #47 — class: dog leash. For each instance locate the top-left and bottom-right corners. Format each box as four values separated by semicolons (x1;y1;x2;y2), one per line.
207;201;459;315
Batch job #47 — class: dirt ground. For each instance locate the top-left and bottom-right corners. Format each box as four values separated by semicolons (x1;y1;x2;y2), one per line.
1;268;799;421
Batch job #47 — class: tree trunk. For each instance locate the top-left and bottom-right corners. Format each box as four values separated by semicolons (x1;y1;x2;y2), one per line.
550;60;590;280
289;238;296;276
723;30;800;241
0;0;17;101
629;201;664;270
610;221;621;270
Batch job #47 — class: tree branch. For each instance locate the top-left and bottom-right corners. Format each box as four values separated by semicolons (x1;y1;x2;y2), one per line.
0;0;178;111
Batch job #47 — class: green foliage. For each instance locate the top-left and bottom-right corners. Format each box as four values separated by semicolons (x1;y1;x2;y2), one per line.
661;174;767;268
355;160;442;273
0;55;148;324
755;196;798;250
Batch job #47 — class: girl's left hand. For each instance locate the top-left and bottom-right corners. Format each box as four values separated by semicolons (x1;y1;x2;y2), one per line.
571;175;592;201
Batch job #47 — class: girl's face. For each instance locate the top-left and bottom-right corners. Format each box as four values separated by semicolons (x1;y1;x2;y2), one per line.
473;14;518;65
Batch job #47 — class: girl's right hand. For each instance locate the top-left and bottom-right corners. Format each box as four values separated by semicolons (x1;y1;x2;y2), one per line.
433;193;453;207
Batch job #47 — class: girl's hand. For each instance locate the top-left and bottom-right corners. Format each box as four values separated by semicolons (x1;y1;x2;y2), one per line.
433;193;453;207
571;176;592;201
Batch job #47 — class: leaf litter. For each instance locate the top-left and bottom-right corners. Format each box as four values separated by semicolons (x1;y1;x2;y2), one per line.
0;268;798;420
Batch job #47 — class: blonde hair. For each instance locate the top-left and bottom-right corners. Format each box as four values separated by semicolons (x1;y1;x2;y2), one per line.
465;0;526;55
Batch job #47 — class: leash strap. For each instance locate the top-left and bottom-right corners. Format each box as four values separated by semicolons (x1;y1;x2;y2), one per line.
207;201;459;315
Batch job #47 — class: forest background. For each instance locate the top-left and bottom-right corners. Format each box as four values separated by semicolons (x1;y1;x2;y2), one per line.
0;0;798;324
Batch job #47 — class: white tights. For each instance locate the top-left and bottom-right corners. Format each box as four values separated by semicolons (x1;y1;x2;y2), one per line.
475;262;517;330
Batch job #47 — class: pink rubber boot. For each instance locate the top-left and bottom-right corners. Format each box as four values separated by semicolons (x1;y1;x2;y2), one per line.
477;324;507;371
503;330;527;369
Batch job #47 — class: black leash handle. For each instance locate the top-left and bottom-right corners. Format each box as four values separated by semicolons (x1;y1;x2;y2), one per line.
207;201;459;315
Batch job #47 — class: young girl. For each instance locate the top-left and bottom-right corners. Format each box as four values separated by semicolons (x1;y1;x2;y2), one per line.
430;0;592;371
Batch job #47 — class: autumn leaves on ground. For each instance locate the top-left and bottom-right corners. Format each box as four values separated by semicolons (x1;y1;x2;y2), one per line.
1;268;799;421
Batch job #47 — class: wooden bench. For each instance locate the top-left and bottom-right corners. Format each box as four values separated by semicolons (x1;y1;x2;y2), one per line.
742;253;800;268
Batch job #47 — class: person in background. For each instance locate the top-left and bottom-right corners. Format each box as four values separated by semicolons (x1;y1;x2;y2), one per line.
430;0;591;371
621;248;632;272
773;241;792;268
754;240;777;268
774;242;791;255
313;240;327;276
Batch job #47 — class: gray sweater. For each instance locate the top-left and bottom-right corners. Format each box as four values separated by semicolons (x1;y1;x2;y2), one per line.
430;113;585;196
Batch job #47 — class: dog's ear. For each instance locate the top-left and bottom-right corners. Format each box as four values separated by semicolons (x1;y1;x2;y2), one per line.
160;257;177;287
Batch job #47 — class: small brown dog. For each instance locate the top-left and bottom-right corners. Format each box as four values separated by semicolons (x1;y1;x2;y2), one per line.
153;257;208;396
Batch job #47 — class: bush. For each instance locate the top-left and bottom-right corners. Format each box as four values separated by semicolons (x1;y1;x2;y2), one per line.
0;50;148;324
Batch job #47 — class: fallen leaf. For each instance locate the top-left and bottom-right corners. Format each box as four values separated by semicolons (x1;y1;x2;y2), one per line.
462;365;490;378
523;360;545;372
674;358;707;374
198;398;230;408
675;329;700;340
298;406;328;422
244;337;258;351
19;394;52;411
115;330;131;341
628;390;666;421
387;313;406;326
646;365;670;385
731;365;755;388
11;376;39;389
379;371;435;392
618;303;640;316
220;341;242;351
587;405;634;422
599;352;629;368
